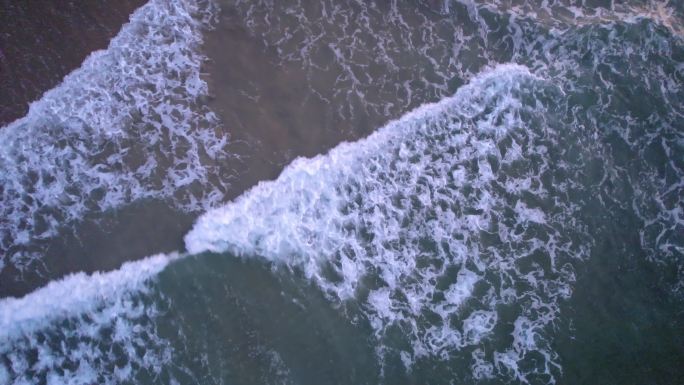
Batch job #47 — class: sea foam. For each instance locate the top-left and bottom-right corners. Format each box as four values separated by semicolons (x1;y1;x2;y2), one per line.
0;0;224;275
229;0;684;301
0;253;178;384
0;253;176;342
186;64;587;382
2;1;682;383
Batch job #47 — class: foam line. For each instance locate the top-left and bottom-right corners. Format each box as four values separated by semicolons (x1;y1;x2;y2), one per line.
185;63;581;382
185;63;537;257
0;253;178;343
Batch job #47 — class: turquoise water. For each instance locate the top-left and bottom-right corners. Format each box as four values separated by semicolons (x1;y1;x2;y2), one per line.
1;1;683;384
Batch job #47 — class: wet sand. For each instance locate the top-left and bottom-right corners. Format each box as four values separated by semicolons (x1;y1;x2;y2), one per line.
0;0;146;126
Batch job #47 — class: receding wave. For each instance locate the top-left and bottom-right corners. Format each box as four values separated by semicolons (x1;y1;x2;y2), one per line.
0;0;226;274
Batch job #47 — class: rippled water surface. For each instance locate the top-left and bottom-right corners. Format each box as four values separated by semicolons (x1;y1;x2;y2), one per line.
1;0;682;384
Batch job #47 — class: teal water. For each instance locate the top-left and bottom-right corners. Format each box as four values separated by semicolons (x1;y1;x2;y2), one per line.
1;1;683;384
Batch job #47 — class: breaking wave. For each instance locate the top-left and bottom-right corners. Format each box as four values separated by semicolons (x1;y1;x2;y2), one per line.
227;0;684;298
0;254;176;384
186;64;590;383
1;0;682;383
2;50;682;381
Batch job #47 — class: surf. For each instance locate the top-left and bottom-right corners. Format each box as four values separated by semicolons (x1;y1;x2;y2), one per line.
2;64;580;383
0;0;224;276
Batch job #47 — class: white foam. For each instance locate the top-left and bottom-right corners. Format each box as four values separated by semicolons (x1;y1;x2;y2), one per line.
462;310;497;345
186;63;536;255
0;253;176;342
471;347;495;380
226;2;684;308
186;64;586;382
2;1;681;382
0;0;223;273
515;201;547;224
229;1;684;294
0;253;178;384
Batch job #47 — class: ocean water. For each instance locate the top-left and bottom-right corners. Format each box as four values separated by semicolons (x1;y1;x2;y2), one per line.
1;0;683;384
0;0;225;293
0;0;147;126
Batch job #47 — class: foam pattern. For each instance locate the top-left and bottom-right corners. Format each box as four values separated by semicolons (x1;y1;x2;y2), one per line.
0;0;225;273
2;0;682;383
0;254;176;384
229;0;682;128
548;18;684;295
187;65;590;383
227;0;684;300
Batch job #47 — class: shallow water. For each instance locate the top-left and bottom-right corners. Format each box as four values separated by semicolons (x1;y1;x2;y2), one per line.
1;0;683;384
